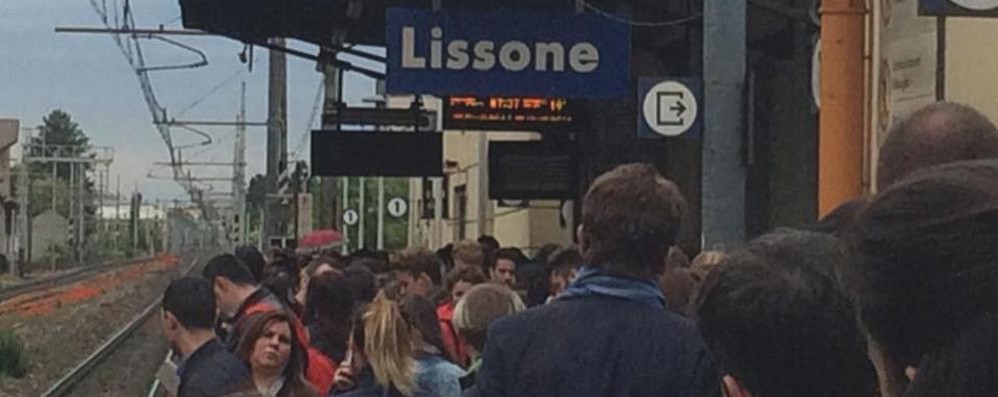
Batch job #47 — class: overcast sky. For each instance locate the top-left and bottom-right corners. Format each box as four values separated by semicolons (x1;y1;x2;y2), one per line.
1;0;380;202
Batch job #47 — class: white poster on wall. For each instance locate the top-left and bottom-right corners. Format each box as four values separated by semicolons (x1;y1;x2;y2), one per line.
878;0;939;146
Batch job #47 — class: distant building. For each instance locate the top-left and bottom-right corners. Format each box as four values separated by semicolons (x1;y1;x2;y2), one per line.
0;119;18;259
31;209;67;260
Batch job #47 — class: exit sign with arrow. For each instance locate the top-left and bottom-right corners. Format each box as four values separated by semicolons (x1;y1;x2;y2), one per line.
637;77;703;139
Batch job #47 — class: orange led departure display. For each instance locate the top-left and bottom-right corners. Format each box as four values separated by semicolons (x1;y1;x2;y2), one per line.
442;96;579;132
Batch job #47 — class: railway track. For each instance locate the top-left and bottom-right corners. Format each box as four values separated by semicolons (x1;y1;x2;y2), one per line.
38;256;203;397
0;257;154;304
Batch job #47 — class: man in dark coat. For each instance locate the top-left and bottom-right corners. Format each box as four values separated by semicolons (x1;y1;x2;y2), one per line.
161;277;249;397
476;164;719;397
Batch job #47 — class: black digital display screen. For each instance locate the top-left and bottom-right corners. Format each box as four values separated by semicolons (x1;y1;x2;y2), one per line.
489;141;577;200
311;130;443;177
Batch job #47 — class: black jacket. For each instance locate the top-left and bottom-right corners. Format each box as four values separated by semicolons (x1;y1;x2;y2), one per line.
476;295;720;397
179;339;251;397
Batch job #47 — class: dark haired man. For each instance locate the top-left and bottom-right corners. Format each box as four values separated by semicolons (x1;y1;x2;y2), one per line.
161;277;249;397
477;235;500;254
489;248;524;289
233;245;266;283
201;254;284;346
394;247;444;300
477;163;717;397
546;246;583;301
694;230;877;397
877;102;998;191
438;266;488;367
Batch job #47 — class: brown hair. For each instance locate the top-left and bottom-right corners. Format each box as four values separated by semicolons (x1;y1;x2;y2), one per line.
234;311;316;397
352;298;417;396
452;283;525;353
660;268;697;317
666;246;690;270
877;102;998;191
690;251;727;282
398;295;450;361
304;256;345;279
393;247;442;285
451;240;485;270
581;163;687;279
444;265;488;292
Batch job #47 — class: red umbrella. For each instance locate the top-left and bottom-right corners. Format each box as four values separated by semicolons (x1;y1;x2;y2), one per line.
299;229;345;249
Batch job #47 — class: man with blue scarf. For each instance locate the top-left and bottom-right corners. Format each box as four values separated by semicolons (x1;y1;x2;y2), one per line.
476;164;719;397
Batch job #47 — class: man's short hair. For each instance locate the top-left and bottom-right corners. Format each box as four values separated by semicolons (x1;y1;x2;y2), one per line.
352;257;390;275
445;265;488;292
877;102;998;191
693;230;876;397
453;283;525;352
163;277;216;330
234;245;266;283
344;264;378;303
491;247;527;270
547;246;583;277
852;159;998;367
581;163;687;279
476;235;500;252
202;254;256;286
532;243;562;267
452;240;485;269
394;247;443;285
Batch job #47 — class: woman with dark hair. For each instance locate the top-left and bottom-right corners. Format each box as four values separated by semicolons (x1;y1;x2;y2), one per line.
261;269;300;315
399;295;464;397
331;298;417;397
304;272;354;365
851;159;998;395
296;256;343;308
226;310;319;397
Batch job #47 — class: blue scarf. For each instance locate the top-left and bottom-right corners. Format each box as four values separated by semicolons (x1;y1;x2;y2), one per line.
557;266;666;310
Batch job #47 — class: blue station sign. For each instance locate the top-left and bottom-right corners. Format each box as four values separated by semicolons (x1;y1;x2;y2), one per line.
386;9;630;98
920;0;998;16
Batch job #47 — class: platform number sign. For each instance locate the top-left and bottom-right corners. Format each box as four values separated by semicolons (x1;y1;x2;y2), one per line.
343;209;359;226
387;197;408;218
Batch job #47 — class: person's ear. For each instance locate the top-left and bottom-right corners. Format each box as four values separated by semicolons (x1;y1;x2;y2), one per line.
576;225;588;252
905;366;918;382
163;311;179;333
722;375;753;397
418;272;433;287
214;277;230;294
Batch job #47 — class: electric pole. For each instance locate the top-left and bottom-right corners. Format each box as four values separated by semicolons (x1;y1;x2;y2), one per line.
234;82;248;246
265;38;288;248
702;0;747;249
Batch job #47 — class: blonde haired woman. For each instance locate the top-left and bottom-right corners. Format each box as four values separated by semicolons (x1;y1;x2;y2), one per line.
331;297;418;397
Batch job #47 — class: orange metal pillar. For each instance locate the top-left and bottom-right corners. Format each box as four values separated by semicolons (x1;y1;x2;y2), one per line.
819;0;867;216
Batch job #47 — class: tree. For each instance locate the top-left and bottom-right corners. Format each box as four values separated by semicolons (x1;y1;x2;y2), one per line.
247;174;266;211
24;110;95;218
28;110;92;181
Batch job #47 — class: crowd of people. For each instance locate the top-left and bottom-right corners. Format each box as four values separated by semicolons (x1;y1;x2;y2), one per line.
161;100;998;396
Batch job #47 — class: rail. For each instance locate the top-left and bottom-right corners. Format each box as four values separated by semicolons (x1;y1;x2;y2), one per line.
38;257;201;397
0;256;155;303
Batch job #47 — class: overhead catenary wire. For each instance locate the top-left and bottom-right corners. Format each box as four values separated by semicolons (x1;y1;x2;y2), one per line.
175;61;254;118
582;0;703;27
85;0;218;222
289;80;325;162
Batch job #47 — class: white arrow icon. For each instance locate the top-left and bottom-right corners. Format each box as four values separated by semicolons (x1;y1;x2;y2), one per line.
642;80;698;137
